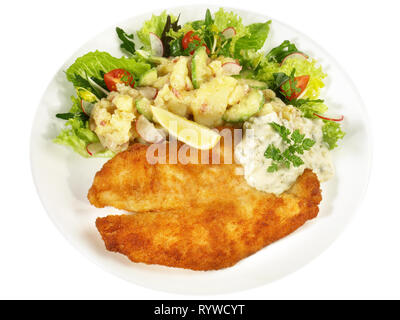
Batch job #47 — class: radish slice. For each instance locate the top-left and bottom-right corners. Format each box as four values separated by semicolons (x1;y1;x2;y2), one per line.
222;27;236;39
86;142;106;156
135;115;166;144
149;32;164;57
281;52;309;65
222;62;242;75
87;76;110;96
314;113;344;122
81;100;94;116
138;86;158;100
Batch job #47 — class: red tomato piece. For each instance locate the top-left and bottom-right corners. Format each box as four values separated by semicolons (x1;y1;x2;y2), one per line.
104;69;135;92
280;75;310;101
181;31;210;55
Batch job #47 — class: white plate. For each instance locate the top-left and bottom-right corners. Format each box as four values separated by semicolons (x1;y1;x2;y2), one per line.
30;5;372;294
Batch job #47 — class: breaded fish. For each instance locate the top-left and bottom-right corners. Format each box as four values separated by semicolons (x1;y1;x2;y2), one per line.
88;130;251;213
96;169;321;270
90;129;322;270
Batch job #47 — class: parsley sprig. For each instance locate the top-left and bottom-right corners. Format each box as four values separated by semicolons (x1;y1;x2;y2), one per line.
264;122;316;172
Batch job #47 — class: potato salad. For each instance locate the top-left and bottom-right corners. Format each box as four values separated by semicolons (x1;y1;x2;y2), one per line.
54;8;345;194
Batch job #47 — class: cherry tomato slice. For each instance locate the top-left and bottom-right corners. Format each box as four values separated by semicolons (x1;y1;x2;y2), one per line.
280;75;310;101
182;31;196;50
181;31;210;55
104;69;135;92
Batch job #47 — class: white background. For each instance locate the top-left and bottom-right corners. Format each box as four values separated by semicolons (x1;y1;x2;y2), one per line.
0;0;399;299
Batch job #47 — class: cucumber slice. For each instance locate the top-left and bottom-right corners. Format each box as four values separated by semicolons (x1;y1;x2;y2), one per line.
222;89;265;123
136;49;168;64
138;68;158;86
238;78;268;90
135;98;153;121
191;46;208;89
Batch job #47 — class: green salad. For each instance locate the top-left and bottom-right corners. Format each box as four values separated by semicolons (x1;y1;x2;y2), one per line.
54;8;345;158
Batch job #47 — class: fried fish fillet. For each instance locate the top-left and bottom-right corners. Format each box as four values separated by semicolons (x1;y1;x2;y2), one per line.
90;129;322;270
88;130;253;213
96;169;321;270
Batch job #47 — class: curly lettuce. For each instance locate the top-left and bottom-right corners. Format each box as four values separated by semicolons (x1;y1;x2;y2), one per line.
54;96;98;157
291;99;329;119
214;9;272;57
54;96;114;158
214;8;248;38
279;58;326;99
322;121;346;150
255;58;326;99
137;11;178;50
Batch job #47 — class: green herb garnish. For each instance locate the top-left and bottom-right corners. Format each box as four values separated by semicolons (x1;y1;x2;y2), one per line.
116;27;136;55
56;112;88;121
264;122;316;172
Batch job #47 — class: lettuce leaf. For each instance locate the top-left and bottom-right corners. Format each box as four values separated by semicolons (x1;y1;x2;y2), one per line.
322;121;346;150
61;52;149;157
54;96;114;158
66;51;151;90
137;11;177;50
235;21;271;53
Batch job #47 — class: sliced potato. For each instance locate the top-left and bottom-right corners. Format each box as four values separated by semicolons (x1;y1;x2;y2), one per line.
190;76;237;127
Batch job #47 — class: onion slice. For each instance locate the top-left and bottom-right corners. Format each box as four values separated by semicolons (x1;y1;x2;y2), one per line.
314;113;344;122
149;32;164;57
135;115;166;144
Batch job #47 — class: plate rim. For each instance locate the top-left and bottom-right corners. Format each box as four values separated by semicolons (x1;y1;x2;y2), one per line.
30;4;373;295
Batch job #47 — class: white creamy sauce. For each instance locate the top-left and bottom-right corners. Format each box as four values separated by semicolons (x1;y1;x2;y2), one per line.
235;109;334;195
